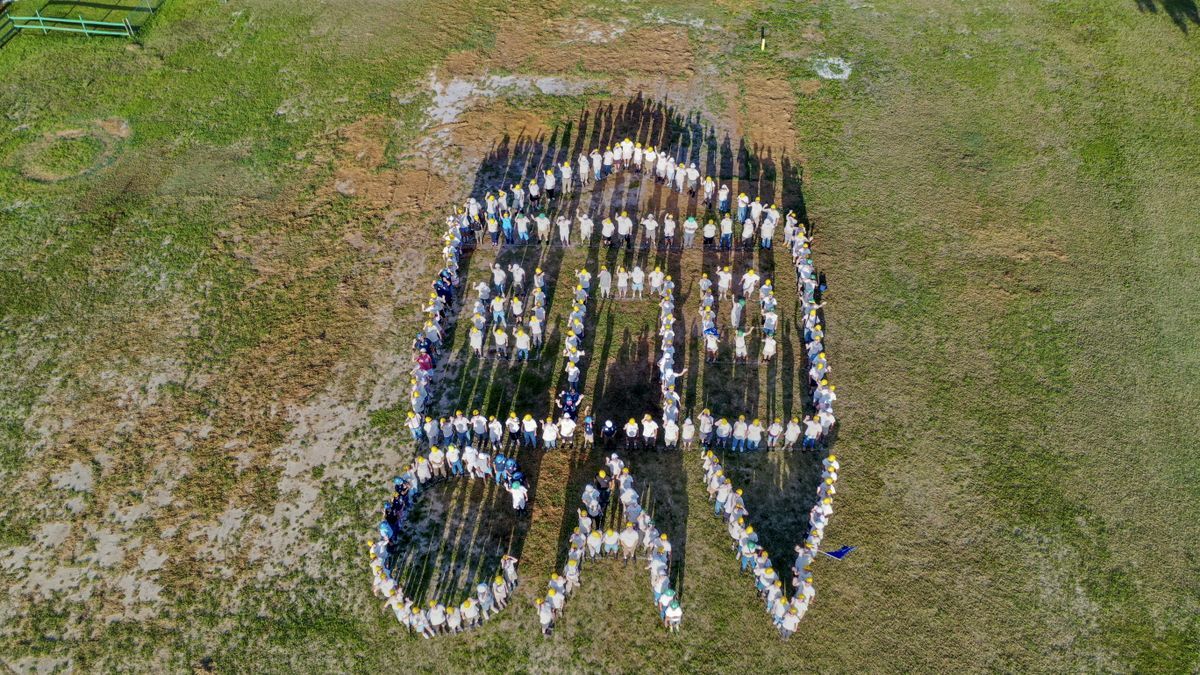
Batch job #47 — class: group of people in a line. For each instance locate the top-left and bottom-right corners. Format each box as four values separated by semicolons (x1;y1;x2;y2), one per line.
790;225;837;446
370;442;530;638
370;543;519;638
403;407;832;454
409;218;467;417
702;449;835;639
387;444;531;513
654;276;684;418
537;455;681;636
404;399;590;451
452;134;803;255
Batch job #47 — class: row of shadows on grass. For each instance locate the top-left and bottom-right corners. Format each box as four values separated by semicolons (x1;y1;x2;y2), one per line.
393;93;833;606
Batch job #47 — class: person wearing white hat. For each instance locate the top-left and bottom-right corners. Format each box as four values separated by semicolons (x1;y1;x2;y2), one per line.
578;152;591;187
686;163;700;196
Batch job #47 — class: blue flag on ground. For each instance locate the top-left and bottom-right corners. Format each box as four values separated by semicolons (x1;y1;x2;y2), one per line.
823;545;856;560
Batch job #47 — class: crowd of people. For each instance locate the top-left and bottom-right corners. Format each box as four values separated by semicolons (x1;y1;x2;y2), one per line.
382;129;845;636
536;453;681;636
401;407;834;454
407;216;466;419
456;137;798;255
702;449;836;639
409;156;818;420
369;444;530;637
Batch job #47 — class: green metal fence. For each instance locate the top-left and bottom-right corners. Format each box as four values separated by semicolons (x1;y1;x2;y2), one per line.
6;9;135;37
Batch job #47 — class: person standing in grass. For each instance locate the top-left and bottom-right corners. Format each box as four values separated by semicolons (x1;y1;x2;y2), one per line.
427;601;447;635
559;415;576;447
560;161;573;195
492;327;509;358
489;416;504;450
680;418;696;451
586;528;603;560
631;265;645;298
602;527;620;558
714;417;732;448
622;418;639;449
415;456;432;485
505;412;521;446
578;212;594;243
410;606;432;639
513;327;531;361
522;414;538;447
640;415;659;449
665;600;683;632
558;215;571;246
492;575;509;610
536;597;554;637
428;445;446;479
461;598;480;629
579;152;591;187
618;211;634;248
663;417;679;450
734;327;753;364
476;582;496;619
641;213;659;250
542;417;559;450
619;522;639;565
506;479;528;512
649;266;665;296
746;419;765;452
779;606;801;639
717;266;733;299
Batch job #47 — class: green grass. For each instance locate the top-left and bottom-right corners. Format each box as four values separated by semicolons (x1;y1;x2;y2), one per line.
0;0;1197;671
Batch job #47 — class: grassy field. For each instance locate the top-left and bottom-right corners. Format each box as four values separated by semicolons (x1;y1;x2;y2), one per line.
1;0;1198;672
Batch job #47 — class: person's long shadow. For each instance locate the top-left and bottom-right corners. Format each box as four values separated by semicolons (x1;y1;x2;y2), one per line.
1135;0;1200;32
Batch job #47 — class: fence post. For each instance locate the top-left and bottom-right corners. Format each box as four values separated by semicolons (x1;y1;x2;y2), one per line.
81;14;89;37
124;18;133;37
35;8;46;35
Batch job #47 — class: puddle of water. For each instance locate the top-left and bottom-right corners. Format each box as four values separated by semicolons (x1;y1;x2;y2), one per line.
814;57;852;80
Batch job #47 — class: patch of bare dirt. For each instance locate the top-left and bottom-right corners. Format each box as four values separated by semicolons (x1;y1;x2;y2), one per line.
451;107;555;178
323;115;457;213
441;49;486;77
487;7;697;78
741;70;798;153
797;79;823;96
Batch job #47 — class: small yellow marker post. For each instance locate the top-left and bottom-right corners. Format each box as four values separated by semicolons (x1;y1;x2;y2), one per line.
760;27;766;51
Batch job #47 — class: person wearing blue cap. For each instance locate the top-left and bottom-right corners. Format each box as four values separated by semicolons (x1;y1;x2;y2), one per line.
493;453;507;485
583;415;595;447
